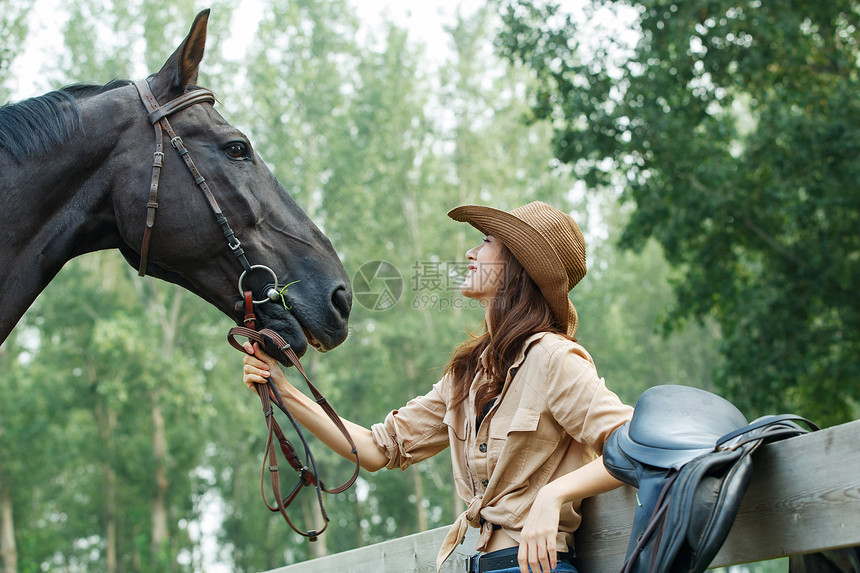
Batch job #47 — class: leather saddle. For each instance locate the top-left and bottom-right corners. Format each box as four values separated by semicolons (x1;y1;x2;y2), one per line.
603;385;815;573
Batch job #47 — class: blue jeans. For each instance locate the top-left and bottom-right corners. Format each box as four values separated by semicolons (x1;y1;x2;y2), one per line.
489;563;577;573
488;564;577;573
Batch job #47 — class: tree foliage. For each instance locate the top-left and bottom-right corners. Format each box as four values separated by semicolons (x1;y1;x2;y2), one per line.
497;0;860;426
1;0;730;571
0;0;33;102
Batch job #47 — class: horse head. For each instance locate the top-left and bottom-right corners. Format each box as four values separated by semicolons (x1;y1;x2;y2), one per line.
110;10;351;357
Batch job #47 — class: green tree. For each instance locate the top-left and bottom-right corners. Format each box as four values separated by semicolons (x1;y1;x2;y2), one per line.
0;2;249;571
0;0;33;102
498;0;860;426
8;253;224;572
0;331;62;573
208;0;366;567
3;1;731;570
573;191;725;405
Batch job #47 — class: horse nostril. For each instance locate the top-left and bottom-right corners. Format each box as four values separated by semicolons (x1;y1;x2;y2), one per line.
331;285;351;320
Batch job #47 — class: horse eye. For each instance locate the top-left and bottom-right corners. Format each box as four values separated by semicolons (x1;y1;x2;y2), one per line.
225;142;248;159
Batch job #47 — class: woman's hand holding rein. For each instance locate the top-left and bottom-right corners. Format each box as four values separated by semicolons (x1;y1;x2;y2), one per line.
241;342;389;472
242;341;282;392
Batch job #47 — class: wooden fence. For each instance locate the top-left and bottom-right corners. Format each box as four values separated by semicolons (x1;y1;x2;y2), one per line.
266;418;860;573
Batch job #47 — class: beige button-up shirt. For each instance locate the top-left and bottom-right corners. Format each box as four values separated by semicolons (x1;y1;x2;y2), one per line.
370;332;633;569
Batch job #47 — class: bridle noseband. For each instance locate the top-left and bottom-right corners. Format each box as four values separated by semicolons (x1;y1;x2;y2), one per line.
133;78;360;539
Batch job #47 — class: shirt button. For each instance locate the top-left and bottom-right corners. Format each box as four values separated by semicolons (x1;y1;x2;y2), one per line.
481;479;489;487
479;443;488;453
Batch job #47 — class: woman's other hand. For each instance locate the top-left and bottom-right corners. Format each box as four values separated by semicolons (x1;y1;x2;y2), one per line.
518;456;625;572
518;482;564;573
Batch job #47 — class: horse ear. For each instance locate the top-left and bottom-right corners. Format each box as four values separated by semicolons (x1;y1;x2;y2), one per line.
149;9;209;98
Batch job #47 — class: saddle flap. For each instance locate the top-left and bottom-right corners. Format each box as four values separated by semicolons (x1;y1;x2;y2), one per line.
657;446;755;573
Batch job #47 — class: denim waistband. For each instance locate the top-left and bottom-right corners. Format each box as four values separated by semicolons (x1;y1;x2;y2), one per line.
468;546;574;572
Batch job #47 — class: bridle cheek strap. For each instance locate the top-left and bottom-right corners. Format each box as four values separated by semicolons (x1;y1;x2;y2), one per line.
133;79;251;277
134;79;166;276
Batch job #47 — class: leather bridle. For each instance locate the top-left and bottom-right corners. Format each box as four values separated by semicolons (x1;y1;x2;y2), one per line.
133;78;279;304
133;78;360;539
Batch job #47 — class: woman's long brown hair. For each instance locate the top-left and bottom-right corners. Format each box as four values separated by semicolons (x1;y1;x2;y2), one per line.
444;244;573;412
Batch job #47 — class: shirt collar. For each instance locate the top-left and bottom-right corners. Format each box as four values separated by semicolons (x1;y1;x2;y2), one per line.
478;331;553;373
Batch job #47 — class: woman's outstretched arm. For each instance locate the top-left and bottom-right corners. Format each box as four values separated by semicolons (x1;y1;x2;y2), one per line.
242;341;390;472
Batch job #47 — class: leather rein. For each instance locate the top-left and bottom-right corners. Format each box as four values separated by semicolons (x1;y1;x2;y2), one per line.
132;78;360;540
227;303;361;541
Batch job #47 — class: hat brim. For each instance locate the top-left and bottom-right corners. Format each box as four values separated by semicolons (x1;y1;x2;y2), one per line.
448;204;578;336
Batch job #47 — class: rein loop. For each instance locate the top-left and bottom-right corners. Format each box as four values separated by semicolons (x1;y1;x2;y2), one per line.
227;297;361;540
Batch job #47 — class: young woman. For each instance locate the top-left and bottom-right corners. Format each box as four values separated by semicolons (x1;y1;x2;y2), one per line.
242;201;633;573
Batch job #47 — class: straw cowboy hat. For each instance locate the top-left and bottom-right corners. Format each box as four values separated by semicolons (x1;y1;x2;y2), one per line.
448;201;587;336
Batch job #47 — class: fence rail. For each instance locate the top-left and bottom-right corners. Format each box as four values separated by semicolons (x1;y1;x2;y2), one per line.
266;418;860;573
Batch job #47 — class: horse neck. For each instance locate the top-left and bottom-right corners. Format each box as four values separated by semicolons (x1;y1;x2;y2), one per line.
0;92;134;343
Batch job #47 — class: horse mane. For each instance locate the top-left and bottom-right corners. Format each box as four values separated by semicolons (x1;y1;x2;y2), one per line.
0;79;130;163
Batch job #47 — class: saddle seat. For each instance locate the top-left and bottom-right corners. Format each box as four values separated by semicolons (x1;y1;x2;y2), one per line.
610;385;748;471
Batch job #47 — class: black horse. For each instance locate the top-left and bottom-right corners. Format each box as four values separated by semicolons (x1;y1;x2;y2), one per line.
0;10;351;358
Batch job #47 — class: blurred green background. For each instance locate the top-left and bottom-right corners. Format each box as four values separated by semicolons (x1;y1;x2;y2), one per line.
1;1;857;571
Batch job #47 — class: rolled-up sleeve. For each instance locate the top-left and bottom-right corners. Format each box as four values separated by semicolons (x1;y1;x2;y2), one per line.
545;344;633;454
370;378;452;470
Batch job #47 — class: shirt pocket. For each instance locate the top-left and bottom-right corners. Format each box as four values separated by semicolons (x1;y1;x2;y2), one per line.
487;408;541;481
491;408;541;436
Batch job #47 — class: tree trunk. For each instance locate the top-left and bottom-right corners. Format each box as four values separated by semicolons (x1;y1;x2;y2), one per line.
401;357;430;533
149;286;182;567
151;396;169;567
354;484;366;548
1;486;17;573
105;463;117;573
302;483;328;558
98;406;118;573
412;469;428;532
